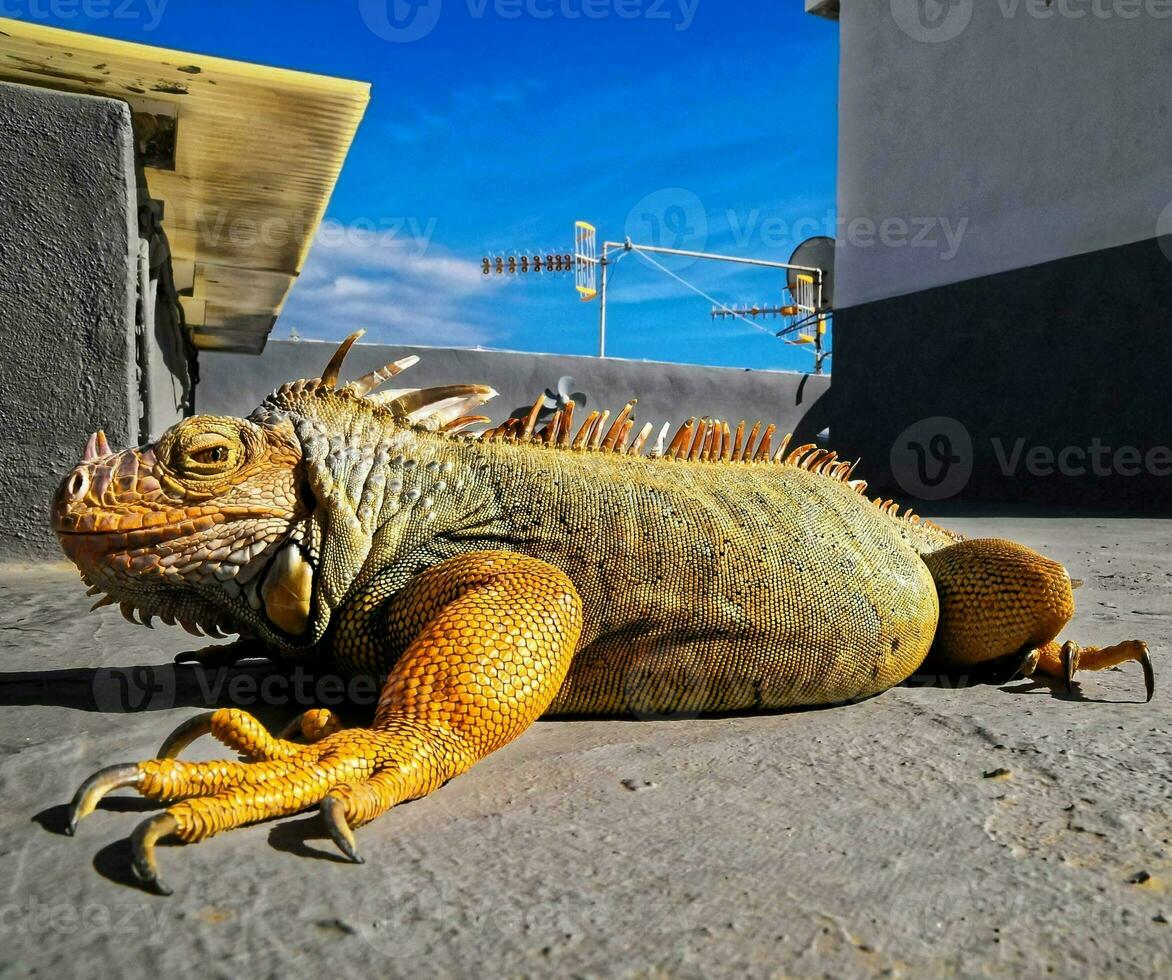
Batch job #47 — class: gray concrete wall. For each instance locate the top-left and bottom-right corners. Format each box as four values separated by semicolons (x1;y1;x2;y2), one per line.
0;81;139;558
834;3;1172;308
200;340;831;447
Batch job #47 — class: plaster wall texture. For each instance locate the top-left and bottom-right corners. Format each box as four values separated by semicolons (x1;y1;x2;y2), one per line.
0;81;139;558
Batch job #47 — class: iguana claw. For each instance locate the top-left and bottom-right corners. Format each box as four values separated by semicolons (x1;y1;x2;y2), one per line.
66;764;142;834
1140;647;1155;703
1014;647;1041;682
131;813;177;896
157;712;217;759
321;795;364;864
1061;641;1080;693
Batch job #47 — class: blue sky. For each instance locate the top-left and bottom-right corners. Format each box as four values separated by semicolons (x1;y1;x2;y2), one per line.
13;1;839;370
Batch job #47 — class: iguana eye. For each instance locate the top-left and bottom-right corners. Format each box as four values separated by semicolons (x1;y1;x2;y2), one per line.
174;432;242;476
192;446;228;464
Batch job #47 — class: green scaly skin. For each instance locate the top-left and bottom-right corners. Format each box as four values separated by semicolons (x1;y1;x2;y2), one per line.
327;422;957;715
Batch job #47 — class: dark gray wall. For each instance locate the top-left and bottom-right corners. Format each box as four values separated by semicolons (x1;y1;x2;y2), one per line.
0;82;139;558
829;237;1172;512
141;279;193;436
834;3;1172;307
200;340;831;447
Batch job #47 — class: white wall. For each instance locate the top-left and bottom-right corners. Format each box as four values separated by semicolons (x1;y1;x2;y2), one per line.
831;1;1172;307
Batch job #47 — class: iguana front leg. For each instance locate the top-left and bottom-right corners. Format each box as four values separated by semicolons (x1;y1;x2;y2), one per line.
67;552;583;893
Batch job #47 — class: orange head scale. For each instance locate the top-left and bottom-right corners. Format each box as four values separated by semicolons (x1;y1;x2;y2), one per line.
52;331;497;651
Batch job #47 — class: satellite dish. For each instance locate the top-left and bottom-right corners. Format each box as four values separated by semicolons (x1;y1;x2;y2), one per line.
787;236;834;312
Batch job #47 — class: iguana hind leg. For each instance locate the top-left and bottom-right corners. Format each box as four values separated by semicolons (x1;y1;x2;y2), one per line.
67;552;583;894
922;538;1153;701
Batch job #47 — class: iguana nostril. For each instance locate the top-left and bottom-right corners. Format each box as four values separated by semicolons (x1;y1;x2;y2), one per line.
66;469;88;500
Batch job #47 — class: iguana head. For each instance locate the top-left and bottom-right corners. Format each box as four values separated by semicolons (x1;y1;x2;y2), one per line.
53;409;313;644
52;332;496;651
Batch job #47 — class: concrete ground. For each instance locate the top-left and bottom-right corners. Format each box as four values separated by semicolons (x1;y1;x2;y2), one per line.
0;514;1168;979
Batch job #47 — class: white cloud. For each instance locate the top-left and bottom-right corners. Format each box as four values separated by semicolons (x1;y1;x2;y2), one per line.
279;225;501;348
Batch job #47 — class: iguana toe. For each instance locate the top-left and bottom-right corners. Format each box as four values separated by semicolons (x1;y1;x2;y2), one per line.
157;706;344;762
276;707;345;743
1044;639;1152;702
173;637;271;668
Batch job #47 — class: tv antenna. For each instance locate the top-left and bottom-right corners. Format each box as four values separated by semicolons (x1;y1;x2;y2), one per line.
482;224;833;373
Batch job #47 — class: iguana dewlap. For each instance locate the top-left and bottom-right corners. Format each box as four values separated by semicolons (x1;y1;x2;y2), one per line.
52;333;1153;893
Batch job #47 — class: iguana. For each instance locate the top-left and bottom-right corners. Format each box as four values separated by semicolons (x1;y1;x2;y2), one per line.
53;332;1154;894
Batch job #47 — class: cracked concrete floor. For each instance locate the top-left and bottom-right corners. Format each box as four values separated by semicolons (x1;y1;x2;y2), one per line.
0;514;1168;978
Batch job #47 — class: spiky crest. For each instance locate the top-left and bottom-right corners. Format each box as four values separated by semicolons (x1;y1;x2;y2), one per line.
268;332;958;541
262;330;498;432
